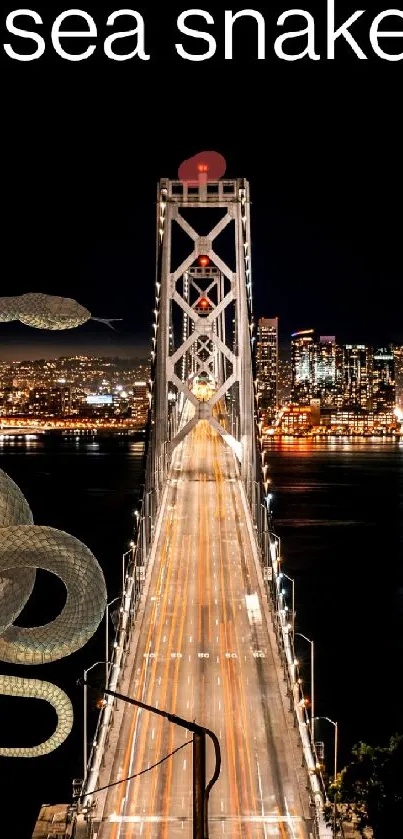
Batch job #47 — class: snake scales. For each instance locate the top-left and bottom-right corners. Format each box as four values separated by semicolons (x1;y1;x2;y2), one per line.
0;468;107;756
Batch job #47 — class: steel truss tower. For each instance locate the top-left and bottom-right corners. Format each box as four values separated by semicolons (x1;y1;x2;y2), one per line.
149;177;258;502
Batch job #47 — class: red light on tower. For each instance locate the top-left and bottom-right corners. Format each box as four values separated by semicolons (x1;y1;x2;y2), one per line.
198;255;210;267
195;296;212;314
197;162;208;185
178;151;227;183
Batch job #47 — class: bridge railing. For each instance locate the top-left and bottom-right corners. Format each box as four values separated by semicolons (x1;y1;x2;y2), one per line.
79;385;184;812
245;478;333;839
80;470;160;811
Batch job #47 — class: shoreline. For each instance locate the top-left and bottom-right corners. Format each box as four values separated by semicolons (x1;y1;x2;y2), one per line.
0;426;146;438
263;433;402;441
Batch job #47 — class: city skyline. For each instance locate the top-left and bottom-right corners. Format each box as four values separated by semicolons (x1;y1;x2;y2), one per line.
254;322;402;434
2;328;401;437
1;318;402;363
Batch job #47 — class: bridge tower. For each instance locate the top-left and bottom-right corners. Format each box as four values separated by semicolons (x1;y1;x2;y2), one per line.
149;176;258;503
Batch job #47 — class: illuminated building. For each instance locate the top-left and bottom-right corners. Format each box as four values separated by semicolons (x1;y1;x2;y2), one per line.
393;345;403;408
324;408;397;435
0;386;23;416
277;356;292;406
291;329;315;405
278;403;320;434
132;381;148;425
273;405;398;437
256;317;278;420
311;336;342;406
27;387;71;417
340;345;373;410
0;356;151;428
372;347;395;412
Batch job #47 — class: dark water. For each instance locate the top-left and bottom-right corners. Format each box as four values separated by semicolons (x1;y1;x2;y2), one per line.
265;438;403;767
1;435;402;837
0;435;145;838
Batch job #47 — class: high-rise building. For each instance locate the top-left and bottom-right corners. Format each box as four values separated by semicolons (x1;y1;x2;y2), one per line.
340;345;373;410
372;347;395;412
277;355;292;406
311;336;342;406
287;331;399;426
393;345;403;408
291;329;315;405
27;387;71;417
256;317;278;419
132;381;148;425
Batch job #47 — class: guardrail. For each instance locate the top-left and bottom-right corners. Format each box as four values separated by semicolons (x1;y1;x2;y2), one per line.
76;403;183;823
246;483;333;838
79;480;156;814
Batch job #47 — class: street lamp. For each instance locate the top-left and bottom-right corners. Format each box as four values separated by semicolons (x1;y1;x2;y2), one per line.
295;632;314;738
268;531;281;577
105;596;121;684
313;716;338;836
122;545;134;591
279;571;295;641
265;492;273;522
79;679;221;839
268;530;280;553
83;661;110;783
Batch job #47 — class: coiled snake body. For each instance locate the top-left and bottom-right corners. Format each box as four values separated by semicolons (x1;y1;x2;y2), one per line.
0;468;107;756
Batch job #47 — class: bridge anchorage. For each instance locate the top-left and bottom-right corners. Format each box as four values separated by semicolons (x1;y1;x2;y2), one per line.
42;177;333;839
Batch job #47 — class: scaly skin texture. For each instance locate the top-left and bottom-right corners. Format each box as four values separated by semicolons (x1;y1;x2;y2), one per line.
0;293;90;329
0;293;120;330
0;676;74;757
0;469;107;757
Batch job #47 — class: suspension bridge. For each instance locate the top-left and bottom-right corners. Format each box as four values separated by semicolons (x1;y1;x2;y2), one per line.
39;176;332;838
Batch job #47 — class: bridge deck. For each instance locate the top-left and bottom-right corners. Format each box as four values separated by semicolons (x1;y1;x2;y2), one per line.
95;421;311;837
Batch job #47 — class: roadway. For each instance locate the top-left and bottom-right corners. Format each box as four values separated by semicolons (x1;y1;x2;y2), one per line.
96;419;311;837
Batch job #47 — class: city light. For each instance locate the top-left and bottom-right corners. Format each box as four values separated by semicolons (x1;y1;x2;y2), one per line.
0;356;150;431
257;326;401;438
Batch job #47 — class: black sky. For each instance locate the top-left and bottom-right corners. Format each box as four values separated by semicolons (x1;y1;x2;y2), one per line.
2;4;402;358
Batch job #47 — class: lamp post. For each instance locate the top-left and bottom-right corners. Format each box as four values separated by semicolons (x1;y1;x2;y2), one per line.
265;491;273;526
105;597;120;684
79;679;222;839
313;716;338;836
265;530;281;612
83;661;110;783
122;544;134;592
295;632;314;739
279;571;295;642
268;531;281;577
268;530;280;555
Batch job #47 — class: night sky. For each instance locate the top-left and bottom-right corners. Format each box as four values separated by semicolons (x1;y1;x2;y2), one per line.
2;5;402;362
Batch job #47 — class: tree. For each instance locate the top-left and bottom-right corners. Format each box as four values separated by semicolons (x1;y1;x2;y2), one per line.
327;734;403;837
